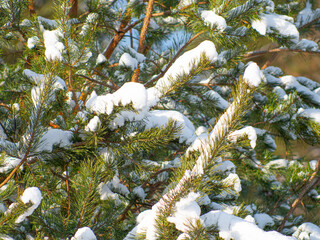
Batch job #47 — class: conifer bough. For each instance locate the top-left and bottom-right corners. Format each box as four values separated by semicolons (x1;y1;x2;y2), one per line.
0;0;320;239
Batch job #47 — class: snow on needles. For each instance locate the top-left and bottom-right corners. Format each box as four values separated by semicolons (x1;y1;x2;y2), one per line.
148;40;218;106
7;187;42;223
38;129;73;152
201;10;227;31
201;210;295;240
43;29;65;61
252;13;299;40
167;192;201;232
86;82;148;115
243;62;263;88
71;227;97;240
145;110;195;144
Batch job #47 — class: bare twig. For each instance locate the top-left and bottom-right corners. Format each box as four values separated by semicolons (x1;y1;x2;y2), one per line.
244;48;320;59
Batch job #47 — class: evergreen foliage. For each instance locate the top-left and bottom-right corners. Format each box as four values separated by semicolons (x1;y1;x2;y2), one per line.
0;0;320;239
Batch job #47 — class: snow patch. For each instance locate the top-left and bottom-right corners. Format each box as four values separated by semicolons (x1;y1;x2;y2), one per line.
119;53;138;70
254;213;274;229
201;210;295;240
145;110;195;144
71;227;97;240
252;13;299;40
43;29;64;61
7;187;42;223
167;192;201;232
201;10;227;31
38;129;73;152
243;62;263;87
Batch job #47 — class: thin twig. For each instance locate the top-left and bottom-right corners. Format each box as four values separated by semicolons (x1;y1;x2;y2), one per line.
76;74;118;90
244;48;320;59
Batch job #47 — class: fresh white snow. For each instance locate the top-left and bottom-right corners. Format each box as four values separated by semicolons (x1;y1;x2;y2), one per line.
252;13;299;40
43;29;65;61
243;62;263;87
201;10;227;31
201;210;295;240
71;227;97;240
38;129;73;152
254;213;275;229
297;108;320;123
145;110;196;143
7;187;42;223
119;53;138;70
167;192;201;232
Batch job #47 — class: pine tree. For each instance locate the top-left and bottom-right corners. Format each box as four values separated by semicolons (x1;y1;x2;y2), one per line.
0;0;320;239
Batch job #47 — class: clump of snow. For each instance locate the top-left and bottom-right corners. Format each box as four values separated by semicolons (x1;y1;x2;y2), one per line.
0;235;14;240
108;175;130;197
27;36;40;49
297;108;320;123
254;213;274;229
85;116;101;132
145;110;196;144
167;192;201;232
98;183;120;204
86;82;148;115
23;69;66;106
38;129;73;152
243;62;263;87
119;53;138;70
229;126;276;150
178;0;196;8
221;173;242;193
86;13;99;24
7;187;42;223
205;90;229;109
201;10;227;32
293;222;320;240
265;159;289;169
201;210;295;240
0;156;21;173
71;227;97;240
96;53;107;65
309;160;318;171
43;29;65;61
229;126;258;148
252;13;299;40
133;186;147;201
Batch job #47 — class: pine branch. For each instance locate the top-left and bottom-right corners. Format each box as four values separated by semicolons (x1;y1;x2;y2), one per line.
277;159;320;232
145;31;205;87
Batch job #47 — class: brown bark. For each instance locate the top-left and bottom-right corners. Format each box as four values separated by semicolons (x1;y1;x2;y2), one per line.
104;15;131;60
28;0;36;15
69;0;78;18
